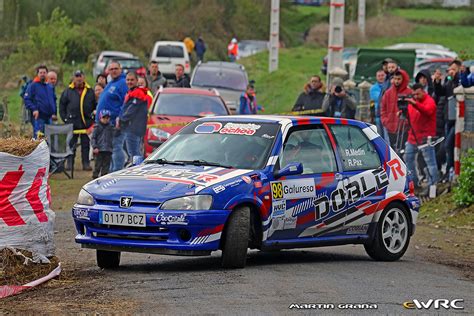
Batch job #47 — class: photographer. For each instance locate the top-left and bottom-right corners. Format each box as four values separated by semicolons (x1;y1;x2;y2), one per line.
322;77;356;119
404;83;438;190
381;70;412;148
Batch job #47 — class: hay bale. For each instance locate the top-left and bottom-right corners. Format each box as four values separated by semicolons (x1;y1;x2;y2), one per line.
0;248;59;286
0;137;42;157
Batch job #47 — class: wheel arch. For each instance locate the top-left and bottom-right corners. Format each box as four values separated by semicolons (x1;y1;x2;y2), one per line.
220;202;263;250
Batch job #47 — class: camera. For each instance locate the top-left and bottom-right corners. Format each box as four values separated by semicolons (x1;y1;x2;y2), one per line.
397;94;412;116
334;86;343;93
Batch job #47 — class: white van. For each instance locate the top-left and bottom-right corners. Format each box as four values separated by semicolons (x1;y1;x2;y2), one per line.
150;41;191;78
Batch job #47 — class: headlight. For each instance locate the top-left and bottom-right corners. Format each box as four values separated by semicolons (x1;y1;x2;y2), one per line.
150;128;171;139
161;195;213;210
77;189;95;206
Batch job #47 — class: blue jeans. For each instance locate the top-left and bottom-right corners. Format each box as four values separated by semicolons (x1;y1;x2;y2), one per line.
124;131;143;160
405;142;439;186
32;118;51;139
111;130;126;172
445;122;455;172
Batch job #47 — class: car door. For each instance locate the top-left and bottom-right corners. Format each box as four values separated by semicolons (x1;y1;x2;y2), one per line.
328;124;388;233
268;125;340;241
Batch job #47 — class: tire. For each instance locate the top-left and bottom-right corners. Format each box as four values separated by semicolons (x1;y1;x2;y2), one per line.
221;206;250;269
96;250;121;269
364;203;411;261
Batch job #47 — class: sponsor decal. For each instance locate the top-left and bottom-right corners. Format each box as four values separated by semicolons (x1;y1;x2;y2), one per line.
118;168;220;185
213;185;225;194
283;216;297;229
73;208;89;220
219;123;261;136
120;196;133;208
403;299;463;310
154;212;188;225
387;158;405;180
271;179;316;200
271;217;285;230
346;224;369;235
194;122;222;134
272;200;286;217
224;179;243;188
262;134;275;139
241;176;252;184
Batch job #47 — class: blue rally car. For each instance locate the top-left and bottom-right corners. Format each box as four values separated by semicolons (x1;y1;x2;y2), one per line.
73;115;420;269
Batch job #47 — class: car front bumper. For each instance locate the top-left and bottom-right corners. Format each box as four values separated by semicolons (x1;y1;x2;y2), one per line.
72;204;231;254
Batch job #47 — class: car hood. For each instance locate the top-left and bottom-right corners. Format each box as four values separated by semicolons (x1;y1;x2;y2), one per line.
149;115;197;134
83;164;253;203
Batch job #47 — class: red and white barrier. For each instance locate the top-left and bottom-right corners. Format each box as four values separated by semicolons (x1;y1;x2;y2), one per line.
0;141;55;262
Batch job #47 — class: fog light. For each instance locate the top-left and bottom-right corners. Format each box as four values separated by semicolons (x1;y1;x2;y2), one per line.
178;229;192;242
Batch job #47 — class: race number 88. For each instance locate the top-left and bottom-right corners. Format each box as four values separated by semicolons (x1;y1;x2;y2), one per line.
272;182;283;199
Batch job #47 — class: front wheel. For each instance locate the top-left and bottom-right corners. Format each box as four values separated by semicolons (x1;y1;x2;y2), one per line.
96;250;121;269
221;206;250;269
364;203;411;261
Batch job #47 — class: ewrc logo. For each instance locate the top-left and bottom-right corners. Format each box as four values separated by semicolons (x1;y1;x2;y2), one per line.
403;299;464;310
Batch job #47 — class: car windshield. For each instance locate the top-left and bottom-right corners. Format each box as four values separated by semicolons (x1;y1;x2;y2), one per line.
156;45;184;58
147;121;279;170
192;68;247;91
116;59;142;68
153;94;228;116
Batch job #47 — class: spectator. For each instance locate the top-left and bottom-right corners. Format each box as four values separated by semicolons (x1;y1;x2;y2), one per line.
431;68;446;175
59;70;96;170
369;69;386;135
146;61;167;93
24;65;57;139
381;69;412;148
91;109;114;179
322;77;356;119
292;75;325;112
227;38;238;62
195;36;207;62
96;74;107;88
183;36;195;61
460;63;473;87
173;64;191;88
415;70;434;96
138;75;154;102
379;58;399;100
95;61;128;171
47;71;58;87
118;72;151;161
404;83;438;191
239;84;262;114
94;83;104;102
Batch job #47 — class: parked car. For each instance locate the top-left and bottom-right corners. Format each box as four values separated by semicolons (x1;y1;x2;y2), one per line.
105;57;147;77
321;47;358;78
149;41;191;79
73;115;420;269
385;43;450;51
190;61;249;114
414;58;454;78
92;50;134;78
237;40;269;59
144;87;230;156
414;49;458;63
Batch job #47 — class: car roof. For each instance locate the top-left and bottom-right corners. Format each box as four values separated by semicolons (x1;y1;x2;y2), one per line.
197;61;245;70
417;58;454;65
100;51;134;57
153;41;186;46
160;87;219;96
386;43;448;50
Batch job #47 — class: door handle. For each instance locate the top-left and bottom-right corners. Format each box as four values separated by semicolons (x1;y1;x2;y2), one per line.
335;173;343;181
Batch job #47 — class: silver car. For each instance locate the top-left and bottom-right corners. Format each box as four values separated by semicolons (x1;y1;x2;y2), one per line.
92;50;135;78
190;61;249;114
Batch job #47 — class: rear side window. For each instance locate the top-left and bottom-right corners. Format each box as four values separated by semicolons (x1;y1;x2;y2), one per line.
330;125;380;171
156;45;184;58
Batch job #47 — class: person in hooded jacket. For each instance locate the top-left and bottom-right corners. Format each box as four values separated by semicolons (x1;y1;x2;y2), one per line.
381;69;412;149
322;77;356;119
117;72;152;163
415;70;434;96
292;75;325;113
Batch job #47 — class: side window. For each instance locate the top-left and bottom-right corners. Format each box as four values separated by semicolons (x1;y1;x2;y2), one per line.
280;127;337;175
330;125;380;171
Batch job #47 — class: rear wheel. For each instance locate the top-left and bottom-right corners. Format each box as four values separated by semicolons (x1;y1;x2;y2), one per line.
96;250;121;269
221;206;250;269
364;203;411;261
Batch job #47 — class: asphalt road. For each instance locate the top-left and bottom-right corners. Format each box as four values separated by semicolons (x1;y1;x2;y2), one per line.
5;211;473;315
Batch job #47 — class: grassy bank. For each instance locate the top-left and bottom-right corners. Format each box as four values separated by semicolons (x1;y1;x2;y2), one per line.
392;7;471;24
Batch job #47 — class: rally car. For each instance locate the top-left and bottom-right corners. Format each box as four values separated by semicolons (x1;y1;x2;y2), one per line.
73;116;420;269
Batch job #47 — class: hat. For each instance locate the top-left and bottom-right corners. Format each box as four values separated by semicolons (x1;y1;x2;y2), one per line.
231;38;237;43
99;109;111;119
382;58;395;65
74;70;84;76
331;77;344;86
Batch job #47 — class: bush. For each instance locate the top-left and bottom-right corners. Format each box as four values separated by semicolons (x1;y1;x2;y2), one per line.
453;149;474;207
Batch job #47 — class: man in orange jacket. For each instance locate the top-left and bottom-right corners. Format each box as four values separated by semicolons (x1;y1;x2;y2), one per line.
227;38;238;62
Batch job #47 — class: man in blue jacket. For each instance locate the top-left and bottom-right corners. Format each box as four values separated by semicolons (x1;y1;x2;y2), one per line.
24;65;57;138
95;61;128;171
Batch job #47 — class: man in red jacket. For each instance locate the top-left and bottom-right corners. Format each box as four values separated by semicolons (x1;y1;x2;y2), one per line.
380;69;412;149
404;83;438;188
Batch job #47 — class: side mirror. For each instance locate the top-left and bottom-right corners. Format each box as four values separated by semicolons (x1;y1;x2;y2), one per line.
274;162;303;179
131;156;144;166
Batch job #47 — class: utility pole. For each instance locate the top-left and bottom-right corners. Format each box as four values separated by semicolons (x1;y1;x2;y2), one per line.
269;0;280;73
358;0;366;37
327;0;345;89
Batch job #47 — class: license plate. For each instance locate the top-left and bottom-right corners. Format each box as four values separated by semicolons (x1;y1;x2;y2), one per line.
100;211;146;227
